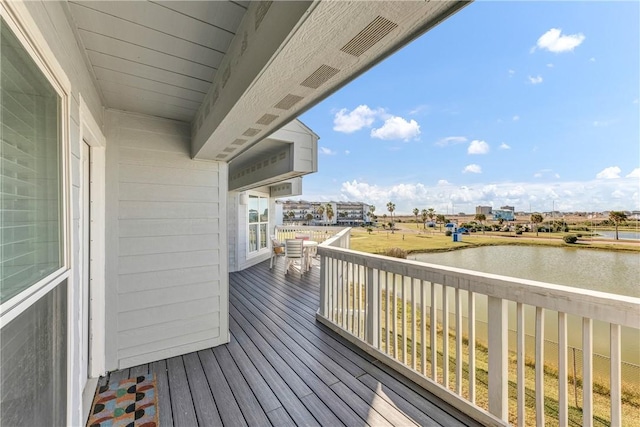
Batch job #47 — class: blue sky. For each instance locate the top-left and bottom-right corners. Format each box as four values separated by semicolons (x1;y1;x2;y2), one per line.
298;1;640;215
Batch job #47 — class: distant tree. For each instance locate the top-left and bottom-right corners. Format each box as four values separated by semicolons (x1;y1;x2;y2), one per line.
609;211;628;240
325;203;335;224
386;202;396;233
531;213;544;236
316;205;325;221
287;211;295;221
436;214;446;231
368;205;376;223
305;213;313;224
475;213;486;234
413;208;420;228
427;208;436;223
421;209;428;229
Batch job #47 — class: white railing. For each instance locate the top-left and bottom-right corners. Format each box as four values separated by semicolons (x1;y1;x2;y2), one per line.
275;225;345;243
316;227;640;427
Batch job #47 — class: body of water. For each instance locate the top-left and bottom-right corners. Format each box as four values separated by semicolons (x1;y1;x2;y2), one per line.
408;246;640;369
595;230;640;241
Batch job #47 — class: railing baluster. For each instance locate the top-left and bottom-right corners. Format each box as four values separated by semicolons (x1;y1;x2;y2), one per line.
455;287;462;394
386;272;391;355
319;254;327;319
377;270;382;350
431;283;437;381
342;260;347;328
517;302;525;427
583;318;593;427
412;278;417;370
402;275;407;365
393;273;398;359
332;258;338;323
443;284;449;388
488;296;508;420
536;307;545;426
558;311;568;426
468;291;476;404
421;280;427;376
611;323;621;426
347;262;352;333
356;264;361;338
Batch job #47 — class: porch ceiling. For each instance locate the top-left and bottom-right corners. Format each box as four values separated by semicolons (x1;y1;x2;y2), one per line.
66;1;469;161
66;0;249;122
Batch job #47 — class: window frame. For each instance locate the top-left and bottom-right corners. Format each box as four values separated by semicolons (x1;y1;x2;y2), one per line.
246;193;270;258
0;2;71;327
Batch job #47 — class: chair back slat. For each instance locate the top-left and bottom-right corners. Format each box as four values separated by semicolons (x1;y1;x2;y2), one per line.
285;239;303;257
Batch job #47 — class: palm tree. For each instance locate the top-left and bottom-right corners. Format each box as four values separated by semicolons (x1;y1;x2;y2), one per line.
427;208;436;223
413;208;420;228
421;209;428;229
325;203;334;224
305;213;313;224
531;213;543;236
609;211;628;240
436;214;446;232
386;202;396;233
368;205;376;223
316;205;325;224
287;211;295;222
474;213;486;234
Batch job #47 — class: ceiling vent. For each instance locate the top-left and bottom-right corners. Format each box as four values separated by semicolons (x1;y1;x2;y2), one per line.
223;147;236;153
256;113;279;125
300;65;340;89
232;139;247;146
340;16;398;57
274;94;304;110
216;154;227;159
243;128;261;137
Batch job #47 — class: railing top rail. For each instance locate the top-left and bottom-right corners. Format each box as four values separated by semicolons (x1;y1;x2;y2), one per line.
318;245;640;328
319;227;351;248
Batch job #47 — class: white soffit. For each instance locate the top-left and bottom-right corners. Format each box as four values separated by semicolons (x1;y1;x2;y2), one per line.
192;0;469;161
66;0;248;122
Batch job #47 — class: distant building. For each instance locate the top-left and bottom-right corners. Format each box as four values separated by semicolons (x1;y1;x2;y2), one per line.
493;209;515;221
475;206;492;216
279;200;371;225
500;205;515;212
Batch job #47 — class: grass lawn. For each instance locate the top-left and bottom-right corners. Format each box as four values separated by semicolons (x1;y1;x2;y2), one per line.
350;223;640;255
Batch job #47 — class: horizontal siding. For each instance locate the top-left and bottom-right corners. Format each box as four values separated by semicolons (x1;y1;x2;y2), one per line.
108;110;228;369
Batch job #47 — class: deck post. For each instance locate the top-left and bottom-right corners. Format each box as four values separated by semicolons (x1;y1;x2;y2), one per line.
365;267;379;346
488;296;508;421
319;255;327;317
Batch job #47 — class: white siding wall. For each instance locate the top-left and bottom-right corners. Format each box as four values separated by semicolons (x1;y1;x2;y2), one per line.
105;110;228;370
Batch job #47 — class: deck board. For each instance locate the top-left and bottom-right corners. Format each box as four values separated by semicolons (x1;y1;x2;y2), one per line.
98;260;482;426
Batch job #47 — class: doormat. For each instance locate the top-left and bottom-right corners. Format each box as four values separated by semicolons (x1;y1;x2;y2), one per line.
87;374;158;427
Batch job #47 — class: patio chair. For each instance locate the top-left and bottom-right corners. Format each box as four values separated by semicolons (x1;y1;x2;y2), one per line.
270;237;285;269
284;239;305;274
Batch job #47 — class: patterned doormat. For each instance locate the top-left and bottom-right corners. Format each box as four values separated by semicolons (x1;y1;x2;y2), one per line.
87;374;158;427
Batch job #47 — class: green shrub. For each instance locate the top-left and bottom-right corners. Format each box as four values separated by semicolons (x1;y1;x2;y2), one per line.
383;247;407;259
576;233;583;238
563;235;578;244
445;230;452;236
515;230;523;235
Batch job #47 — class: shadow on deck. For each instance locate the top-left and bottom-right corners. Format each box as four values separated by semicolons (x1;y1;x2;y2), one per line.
98;260;482;426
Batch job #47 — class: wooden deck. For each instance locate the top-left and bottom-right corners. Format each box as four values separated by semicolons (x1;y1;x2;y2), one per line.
100;261;482;426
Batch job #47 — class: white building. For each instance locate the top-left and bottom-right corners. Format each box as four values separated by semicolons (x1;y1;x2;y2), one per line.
0;1;471;425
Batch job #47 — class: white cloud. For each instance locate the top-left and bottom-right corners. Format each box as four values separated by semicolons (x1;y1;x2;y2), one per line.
333;105;382;133
528;75;543;84
534;28;585;53
303;175;640;215
463;164;482;174
634;99;639;105
611;190;624;199
344;150;351;155
468;140;490;155
589;57;596;62
626;168;640;178
319;146;336;155
508;69;515;77
512;115;520;121
436;136;467;147
547;63;554;68
596;166;621;179
499;142;511;150
371;116;420;141
409;104;429;115
534;172;542;178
